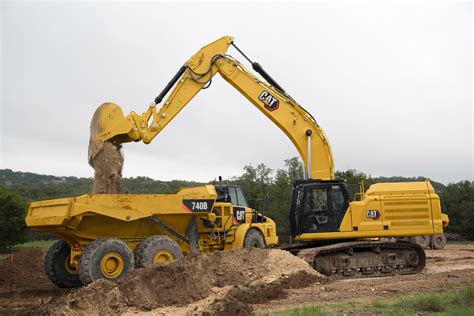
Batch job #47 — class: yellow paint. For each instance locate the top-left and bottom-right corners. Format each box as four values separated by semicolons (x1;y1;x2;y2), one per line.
100;252;124;278
296;181;449;241
26;184;279;270
153;250;174;264
64;255;78;275
89;36;334;180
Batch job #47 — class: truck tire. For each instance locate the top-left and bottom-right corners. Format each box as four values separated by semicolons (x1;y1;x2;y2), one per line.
409;235;431;249
78;237;134;285
134;235;183;268
44;239;82;288
432;234;447;250
244;229;265;249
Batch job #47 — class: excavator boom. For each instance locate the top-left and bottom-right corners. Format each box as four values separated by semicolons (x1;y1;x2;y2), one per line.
89;36;335;180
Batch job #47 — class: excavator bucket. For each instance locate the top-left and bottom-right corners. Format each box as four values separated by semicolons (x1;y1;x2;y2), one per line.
88;102;133;163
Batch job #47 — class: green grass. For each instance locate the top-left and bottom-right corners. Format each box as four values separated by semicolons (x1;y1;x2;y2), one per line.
14;240;56;249
265;285;474;316
449;240;474;246
0;240;56;259
371;286;474;316
270;306;324;316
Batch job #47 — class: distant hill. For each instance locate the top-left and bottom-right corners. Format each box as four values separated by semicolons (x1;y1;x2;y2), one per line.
1;168;471;240
0;168;448;203
0;169;204;202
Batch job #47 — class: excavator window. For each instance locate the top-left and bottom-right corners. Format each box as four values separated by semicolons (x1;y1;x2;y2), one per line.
291;181;349;235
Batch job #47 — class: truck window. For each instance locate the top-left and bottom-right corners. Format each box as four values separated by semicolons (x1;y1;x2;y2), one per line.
227;187;238;206
236;188;248;207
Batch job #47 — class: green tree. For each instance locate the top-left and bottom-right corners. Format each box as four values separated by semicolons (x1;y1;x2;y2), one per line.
0;186;27;249
284;157;304;183
266;157;304;236
439;181;474;239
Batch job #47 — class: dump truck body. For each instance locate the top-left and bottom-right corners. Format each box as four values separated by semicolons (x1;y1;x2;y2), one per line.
26;184;278;287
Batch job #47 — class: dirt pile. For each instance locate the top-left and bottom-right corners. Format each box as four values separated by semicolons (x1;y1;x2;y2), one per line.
0;248;65;315
0;248;47;289
2;245;474;315
44;248;322;315
89;141;123;194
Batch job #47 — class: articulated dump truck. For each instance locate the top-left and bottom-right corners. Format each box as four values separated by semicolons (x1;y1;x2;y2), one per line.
26;184;278;287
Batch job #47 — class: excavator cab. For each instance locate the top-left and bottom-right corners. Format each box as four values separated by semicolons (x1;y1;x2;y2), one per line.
290;180;349;237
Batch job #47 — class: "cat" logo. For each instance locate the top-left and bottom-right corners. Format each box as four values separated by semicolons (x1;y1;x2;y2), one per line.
366;210;381;220
258;91;279;111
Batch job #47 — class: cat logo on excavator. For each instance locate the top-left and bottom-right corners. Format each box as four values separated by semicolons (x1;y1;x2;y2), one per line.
258;90;279;111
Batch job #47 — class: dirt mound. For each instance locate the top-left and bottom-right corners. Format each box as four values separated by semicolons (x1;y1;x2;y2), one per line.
0;248;47;289
89;141;123;194
44;248;322;315
0;248;66;315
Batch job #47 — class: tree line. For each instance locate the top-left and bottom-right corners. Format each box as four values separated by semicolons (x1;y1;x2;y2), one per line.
0;161;472;249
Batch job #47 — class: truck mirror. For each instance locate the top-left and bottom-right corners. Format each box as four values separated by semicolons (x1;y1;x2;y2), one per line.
207;213;217;222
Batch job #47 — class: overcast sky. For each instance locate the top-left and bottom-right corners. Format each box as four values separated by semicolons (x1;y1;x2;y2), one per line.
1;1;472;184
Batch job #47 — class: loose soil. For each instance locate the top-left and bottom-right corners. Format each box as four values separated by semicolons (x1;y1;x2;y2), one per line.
89;141;123;194
43;248;321;315
0;244;473;315
88;103;124;194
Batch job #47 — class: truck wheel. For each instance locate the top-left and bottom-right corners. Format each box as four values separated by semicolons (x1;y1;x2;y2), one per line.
409;235;430;249
44;239;82;288
134;235;183;268
432;234;447;250
78;237;134;285
244;229;265;249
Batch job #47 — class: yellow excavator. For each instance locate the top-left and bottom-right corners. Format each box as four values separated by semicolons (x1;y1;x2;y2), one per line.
27;36;448;287
89;35;449;276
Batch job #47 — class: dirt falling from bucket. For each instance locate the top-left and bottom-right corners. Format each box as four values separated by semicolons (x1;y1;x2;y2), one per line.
89;141;124;194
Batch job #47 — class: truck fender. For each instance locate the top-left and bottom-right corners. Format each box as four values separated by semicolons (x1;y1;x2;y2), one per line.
225;224;265;250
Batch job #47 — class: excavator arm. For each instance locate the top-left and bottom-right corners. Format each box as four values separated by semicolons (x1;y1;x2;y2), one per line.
89;36;335;180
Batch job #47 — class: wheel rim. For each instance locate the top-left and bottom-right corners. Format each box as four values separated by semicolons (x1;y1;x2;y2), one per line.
64;255;78;275
100;252;125;278
152;250;174;264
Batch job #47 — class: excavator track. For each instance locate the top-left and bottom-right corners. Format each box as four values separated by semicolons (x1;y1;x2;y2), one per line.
296;241;426;279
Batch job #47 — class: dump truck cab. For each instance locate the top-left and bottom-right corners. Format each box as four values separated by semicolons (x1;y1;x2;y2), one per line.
197;184;278;252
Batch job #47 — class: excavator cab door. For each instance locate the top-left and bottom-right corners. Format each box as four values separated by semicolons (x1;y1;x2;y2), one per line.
290;180;349;237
